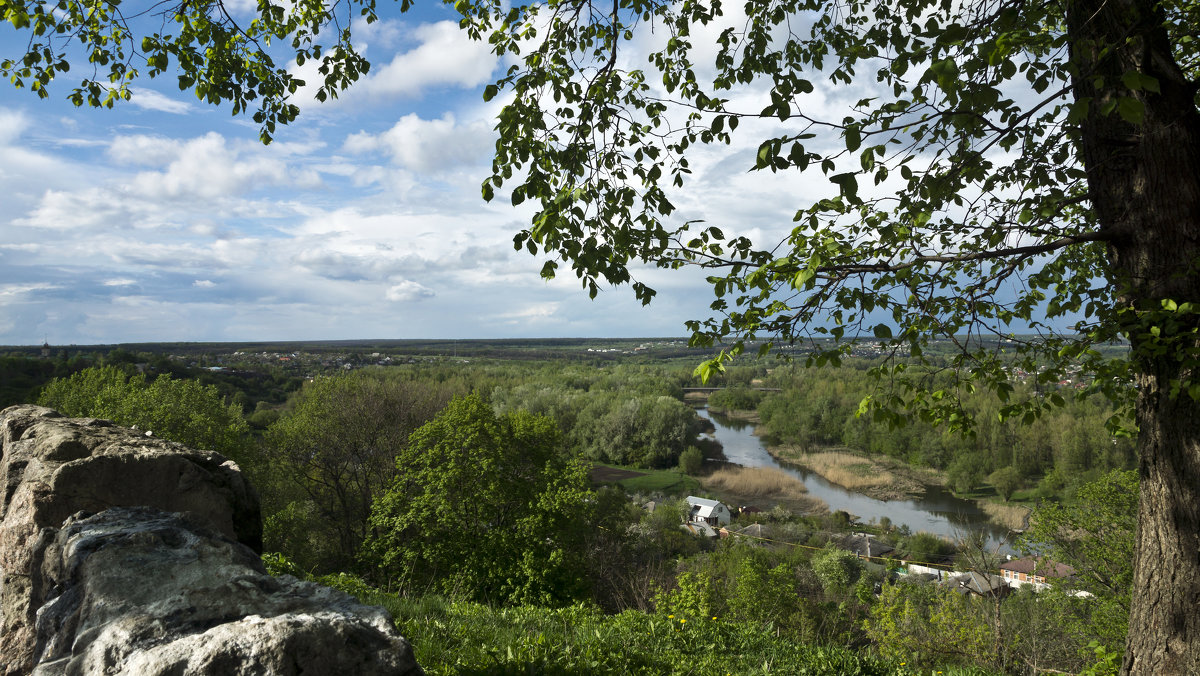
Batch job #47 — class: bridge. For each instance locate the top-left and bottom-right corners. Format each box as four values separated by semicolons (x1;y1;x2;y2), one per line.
681;387;781;393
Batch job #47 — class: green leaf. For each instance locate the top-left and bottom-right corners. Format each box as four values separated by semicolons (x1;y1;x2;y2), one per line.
1116;97;1144;125
844;126;861;152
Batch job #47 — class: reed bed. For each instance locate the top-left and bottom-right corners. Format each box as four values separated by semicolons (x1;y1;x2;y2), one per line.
980;501;1032;531
701;466;826;514
799;451;897;490
703;466;809;497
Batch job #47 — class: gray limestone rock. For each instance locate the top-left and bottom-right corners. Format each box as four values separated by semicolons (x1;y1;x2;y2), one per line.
0;405;261;674
0;405;421;676
30;507;421;676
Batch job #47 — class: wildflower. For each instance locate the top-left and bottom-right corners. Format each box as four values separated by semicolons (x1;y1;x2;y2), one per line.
668;615;674;619
681;619;687;623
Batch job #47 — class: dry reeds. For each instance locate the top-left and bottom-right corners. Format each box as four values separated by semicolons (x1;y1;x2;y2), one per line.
702;467;808;498
800;451;897;490
980;501;1031;531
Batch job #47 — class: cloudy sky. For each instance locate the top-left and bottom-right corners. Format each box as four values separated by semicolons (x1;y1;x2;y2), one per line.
0;2;880;347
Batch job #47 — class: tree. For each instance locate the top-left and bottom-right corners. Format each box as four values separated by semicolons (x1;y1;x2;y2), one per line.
988;466;1023;502
263;372;455;572
1021;470;1138;652
8;1;1200;670
38;365;251;462
810;545;863;597
364;394;593;607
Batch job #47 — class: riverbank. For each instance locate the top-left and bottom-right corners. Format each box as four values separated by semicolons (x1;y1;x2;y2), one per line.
704;407;760;423
765;443;931;500
764;437;1031;531
700;466;827;515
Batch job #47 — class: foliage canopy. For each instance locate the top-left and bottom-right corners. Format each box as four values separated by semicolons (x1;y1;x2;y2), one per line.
37;365;250;460
365;393;594;606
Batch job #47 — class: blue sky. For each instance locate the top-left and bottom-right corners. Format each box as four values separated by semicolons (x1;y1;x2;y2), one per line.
1;3;1072;348
2;3;783;346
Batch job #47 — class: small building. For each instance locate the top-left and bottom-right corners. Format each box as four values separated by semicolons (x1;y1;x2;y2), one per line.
685;496;731;526
837;533;895;560
945;571;1011;598
999;558;1075;590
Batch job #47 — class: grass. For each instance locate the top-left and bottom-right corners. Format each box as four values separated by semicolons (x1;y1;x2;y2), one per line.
365;593;992;675
700;466;827;514
591;463;701;495
978;501;1032;531
763;446;931;499
702;466;808;498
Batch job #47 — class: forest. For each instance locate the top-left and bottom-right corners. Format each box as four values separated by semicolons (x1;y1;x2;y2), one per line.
0;344;1137;675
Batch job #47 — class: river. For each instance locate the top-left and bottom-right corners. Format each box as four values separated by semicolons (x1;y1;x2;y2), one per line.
698;406;1015;552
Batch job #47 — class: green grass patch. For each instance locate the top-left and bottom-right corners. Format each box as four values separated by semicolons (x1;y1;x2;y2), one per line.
376;595;991;675
592;463;700;495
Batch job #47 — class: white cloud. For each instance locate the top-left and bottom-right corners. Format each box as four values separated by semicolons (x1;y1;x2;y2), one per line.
343;113;493;172
193;279;216;288
496;302;561;323
127;132;297;199
361;21;497;98
385;280;435;302
0;283;58;299
104;278;137;287
129;89;194;114
0;108;29;145
109;135;185;166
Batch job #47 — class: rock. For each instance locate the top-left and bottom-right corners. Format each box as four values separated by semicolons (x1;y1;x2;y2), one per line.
1;405;420;676
1;405;261;673
30;507;422;676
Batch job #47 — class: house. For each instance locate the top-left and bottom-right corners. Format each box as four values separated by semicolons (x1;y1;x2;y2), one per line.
999;558;1075;590
837;533;895;560
945;571;1011;598
685;496;731;526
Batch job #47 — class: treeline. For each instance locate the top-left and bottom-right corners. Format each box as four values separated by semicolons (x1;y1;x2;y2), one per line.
753;363;1136;500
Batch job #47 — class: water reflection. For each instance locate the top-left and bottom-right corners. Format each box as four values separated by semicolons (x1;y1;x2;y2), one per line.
698;406;1014;552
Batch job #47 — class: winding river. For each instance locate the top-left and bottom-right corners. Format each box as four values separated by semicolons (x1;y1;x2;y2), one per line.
699;406;1015;551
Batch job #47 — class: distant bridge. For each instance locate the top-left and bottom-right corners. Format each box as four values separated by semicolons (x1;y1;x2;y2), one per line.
681;387;781;393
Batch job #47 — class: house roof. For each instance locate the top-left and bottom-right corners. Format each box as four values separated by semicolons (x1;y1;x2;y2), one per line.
999;558;1075;578
946;571;1009;596
686;496;724;510
838;533;895;558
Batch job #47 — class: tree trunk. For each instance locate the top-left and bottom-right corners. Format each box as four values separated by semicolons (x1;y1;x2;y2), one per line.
1069;1;1200;673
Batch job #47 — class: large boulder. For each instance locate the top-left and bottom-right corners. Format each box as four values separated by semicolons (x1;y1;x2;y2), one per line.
0;405;421;675
1;405;262;674
31;507;422;675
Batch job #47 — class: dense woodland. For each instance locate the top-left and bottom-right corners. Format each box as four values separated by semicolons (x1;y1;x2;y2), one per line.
2;345;1136;674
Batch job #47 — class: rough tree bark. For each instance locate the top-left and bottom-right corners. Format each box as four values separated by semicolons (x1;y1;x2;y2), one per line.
1069;1;1200;673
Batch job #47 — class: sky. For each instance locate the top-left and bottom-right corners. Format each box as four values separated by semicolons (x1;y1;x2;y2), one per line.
1;3;781;346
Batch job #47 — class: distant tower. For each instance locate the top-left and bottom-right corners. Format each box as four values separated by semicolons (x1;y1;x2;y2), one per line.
41;341;51;359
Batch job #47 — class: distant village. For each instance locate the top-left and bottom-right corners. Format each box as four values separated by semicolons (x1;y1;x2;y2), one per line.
674;495;1084;600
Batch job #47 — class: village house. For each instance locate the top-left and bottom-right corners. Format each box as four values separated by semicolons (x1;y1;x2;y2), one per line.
945;571;1011;598
685;496;731;527
999;557;1075;590
837;533;895;560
